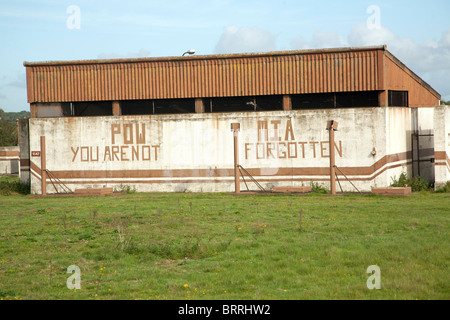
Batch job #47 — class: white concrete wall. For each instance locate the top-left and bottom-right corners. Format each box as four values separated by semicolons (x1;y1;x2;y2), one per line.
26;107;419;194
0;146;20;175
385;107;412;186
434;105;450;189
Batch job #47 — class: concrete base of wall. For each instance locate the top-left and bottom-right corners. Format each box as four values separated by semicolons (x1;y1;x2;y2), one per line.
371;186;412;196
272;186;312;193
74;187;114;196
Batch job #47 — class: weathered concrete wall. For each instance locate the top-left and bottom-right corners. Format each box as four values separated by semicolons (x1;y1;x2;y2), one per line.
26;107;419;194
19;119;30;183
384;107;412;186
0;146;20;176
434;105;450;189
384;107;436;186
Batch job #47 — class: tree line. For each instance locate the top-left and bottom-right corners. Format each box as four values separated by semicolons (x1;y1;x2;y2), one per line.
0;108;30;146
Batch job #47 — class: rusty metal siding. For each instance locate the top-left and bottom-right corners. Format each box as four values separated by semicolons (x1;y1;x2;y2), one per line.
25;48;383;103
385;53;440;107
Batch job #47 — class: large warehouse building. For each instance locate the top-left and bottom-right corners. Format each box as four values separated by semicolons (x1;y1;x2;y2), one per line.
19;45;449;194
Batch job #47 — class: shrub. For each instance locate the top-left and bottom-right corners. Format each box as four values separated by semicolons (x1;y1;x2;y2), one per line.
310;181;329;194
435;181;450;193
114;184;136;194
390;172;431;192
0;177;30;195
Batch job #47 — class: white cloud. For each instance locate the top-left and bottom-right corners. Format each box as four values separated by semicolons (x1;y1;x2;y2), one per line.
347;23;450;99
288;23;450;100
214;25;277;54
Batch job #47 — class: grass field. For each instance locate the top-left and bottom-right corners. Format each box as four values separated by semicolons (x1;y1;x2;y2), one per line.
0;179;449;300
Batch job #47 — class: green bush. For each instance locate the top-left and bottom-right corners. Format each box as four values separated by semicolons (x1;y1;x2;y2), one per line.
435;181;450;193
390;172;432;192
310;181;330;194
114;183;136;194
0;177;30;195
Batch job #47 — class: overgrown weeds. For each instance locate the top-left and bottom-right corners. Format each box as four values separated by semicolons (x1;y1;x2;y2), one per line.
390;172;432;192
114;218;134;252
0;176;30;195
435;181;450;193
113;184;136;194
310;181;329;194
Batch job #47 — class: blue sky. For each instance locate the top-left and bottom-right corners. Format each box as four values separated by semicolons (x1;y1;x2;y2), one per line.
0;0;449;112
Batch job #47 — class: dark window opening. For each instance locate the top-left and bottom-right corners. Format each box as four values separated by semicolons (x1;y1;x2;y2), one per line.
292;93;335;109
388;90;408;107
255;95;283;111
291;91;379;109
73;101;112;116
154;98;195;114
121;100;153;115
210;97;256;113
121;99;196;115
209;95;282;113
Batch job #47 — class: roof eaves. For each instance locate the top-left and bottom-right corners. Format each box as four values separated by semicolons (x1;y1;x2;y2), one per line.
23;45;387;67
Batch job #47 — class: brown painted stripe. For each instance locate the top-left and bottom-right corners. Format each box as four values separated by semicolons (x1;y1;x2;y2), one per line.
30;152;414;186
20;159;30;166
54;161;412;185
50;168;235;179
435;151;450;172
46;151;412;180
0;151;20;156
51;162;412;184
435;151;450;163
30;160;42;179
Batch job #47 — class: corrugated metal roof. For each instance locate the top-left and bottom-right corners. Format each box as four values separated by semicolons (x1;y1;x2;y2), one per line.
24;45;387;66
24;45;440;105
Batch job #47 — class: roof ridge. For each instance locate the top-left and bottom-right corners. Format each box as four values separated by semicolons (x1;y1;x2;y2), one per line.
23;45;387;67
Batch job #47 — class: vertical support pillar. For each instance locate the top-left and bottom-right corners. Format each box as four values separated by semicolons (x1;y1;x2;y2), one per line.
30;103;37;118
326;120;338;195
195;98;205;113
379;90;388;107
282;95;292;111
112;101;121;116
377;47;387;107
16;119;20;146
231;123;240;194
18;119;30;184
40;136;46;196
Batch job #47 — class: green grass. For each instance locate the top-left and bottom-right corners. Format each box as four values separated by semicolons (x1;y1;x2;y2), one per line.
0;183;449;300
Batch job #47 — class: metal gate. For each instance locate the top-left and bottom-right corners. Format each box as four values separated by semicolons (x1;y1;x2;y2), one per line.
411;109;435;182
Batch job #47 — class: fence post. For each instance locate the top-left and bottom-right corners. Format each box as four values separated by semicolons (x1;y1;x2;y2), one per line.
231;123;240;194
40;136;46;196
326;121;338;195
